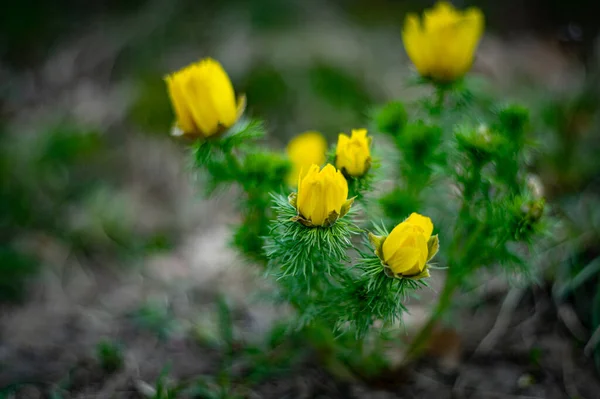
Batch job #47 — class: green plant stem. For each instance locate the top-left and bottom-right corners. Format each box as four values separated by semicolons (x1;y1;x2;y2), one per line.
398;81;457;364
403;169;488;365
224;150;242;178
402;273;457;364
432;85;447;116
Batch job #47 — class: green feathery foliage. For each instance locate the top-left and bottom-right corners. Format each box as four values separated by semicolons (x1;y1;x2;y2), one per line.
265;193;359;279
179;59;547;369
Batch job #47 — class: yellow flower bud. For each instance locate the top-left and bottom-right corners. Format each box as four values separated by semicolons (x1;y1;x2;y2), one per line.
286;131;327;187
335;129;372;177
370;213;438;278
165;58;246;139
402;1;484;83
292;164;353;227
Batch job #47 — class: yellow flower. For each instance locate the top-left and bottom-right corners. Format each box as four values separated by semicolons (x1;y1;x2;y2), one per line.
286;131;327;186
335;129;371;177
165;58;246;138
290;164;353;227
402;1;484;83
370;213;439;279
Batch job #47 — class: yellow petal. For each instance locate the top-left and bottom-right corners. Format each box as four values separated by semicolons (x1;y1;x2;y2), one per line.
322;165;339;215
402;13;430;77
295;163;348;226
402;2;484;82
286;131;327;186
385;230;428;275
203;59;238;128
382;222;412;264
297;164;320;213
387;246;422;275
452;7;484;77
424;1;459;30
337;133;350;147
335;168;349;209
415;232;429;271
309;178;327;226
185;67;220;135
405;213;434;240
165;75;197;134
335;129;371;177
352;128;368;140
402;261;424;276
164;58;241;138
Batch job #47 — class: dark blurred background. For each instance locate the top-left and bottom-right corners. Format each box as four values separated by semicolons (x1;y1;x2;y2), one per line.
2;0;600;65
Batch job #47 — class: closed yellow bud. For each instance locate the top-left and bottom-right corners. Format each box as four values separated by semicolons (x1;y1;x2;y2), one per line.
370;213;438;279
293;164;353;227
402;2;484;83
335;129;371;177
286;131;327;186
165;58;246;139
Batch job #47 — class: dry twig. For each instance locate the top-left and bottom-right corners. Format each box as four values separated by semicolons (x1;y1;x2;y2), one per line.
475;288;526;354
584;325;600;357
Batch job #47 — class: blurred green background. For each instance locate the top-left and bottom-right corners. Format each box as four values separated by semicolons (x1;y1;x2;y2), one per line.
2;0;599;292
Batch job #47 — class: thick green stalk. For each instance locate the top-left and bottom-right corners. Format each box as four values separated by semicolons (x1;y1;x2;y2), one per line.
402;273;457;363
398;82;457;363
403;197;486;364
432;85;447;116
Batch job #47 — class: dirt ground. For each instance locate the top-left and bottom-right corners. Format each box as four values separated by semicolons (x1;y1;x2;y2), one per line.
3;273;599;398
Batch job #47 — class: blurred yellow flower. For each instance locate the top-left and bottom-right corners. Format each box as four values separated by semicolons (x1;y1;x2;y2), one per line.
371;213;438;278
335;129;371;177
402;1;484;83
165;58;245;138
291;164;353;227
286;131;327;186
